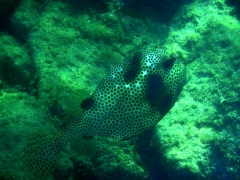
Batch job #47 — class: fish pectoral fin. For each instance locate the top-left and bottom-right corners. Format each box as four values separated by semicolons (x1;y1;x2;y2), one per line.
65;89;93;121
70;136;96;158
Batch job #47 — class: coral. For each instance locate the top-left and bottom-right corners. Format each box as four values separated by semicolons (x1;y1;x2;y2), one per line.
198;127;215;144
150;0;240;179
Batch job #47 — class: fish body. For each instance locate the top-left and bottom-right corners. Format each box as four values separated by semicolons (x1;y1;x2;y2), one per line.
24;48;186;179
66;48;186;140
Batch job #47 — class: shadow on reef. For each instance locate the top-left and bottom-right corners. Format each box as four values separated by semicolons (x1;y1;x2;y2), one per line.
209;123;240;180
0;50;39;96
63;0;194;25
122;0;194;24
226;0;240;21
0;0;21;31
62;0;109;13
0;0;48;43
136;128;199;180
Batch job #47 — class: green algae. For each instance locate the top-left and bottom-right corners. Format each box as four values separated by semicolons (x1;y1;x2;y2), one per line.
0;0;239;179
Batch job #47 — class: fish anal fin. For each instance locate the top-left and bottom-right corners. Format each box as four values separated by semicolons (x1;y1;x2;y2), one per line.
70;136;96;158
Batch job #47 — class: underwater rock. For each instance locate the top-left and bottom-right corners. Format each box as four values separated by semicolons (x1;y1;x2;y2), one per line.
0;34;38;94
0;91;57;179
53;157;74;180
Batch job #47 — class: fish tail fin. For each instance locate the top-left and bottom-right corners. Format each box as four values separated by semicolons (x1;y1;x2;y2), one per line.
23;132;65;179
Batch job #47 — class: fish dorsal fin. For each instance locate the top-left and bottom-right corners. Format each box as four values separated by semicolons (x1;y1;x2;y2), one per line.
70;136;96;158
64;89;93;121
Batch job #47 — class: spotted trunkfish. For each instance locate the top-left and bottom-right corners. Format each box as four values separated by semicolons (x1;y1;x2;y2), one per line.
24;48;187;179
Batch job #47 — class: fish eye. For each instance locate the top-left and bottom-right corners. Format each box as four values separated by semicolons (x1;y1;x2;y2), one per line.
81;97;94;110
163;57;175;69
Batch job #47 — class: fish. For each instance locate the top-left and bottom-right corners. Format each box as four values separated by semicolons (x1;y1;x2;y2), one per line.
23;47;187;179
